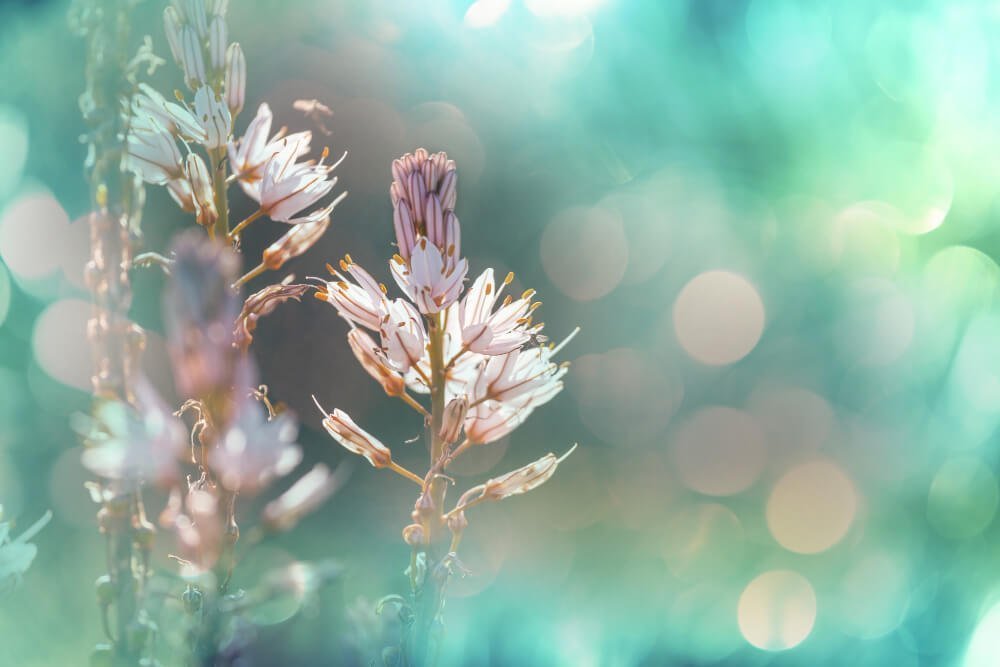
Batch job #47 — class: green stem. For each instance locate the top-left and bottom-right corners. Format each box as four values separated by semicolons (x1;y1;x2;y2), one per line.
228;209;264;241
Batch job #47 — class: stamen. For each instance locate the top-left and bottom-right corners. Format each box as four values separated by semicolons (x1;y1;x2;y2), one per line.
504;272;514;285
325;262;336;275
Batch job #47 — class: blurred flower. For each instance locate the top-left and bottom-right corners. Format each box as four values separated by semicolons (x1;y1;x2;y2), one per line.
184;152;217;227
314;399;392;468
208;394;302;493
233;281;311;351
80;378;188;487
131;83;205;141
164;232;241;399
163;6;184;65
224;42;245;116
347;328;405;397
439;396;468;444
262;464;341;532
0;509;51;595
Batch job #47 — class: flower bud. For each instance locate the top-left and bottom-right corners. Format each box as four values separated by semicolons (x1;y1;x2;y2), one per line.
402;523;425;547
194;85;232;150
179;25;206;89
438;396;468;444
185;0;209;37
163;6;184;64
447;510;467;536
347;328;405;397
224;42;246;116
208;16;227;70
262;211;330;270
208;0;229;16
166;177;196;213
315;401;393;468
481;445;577;501
183;153;217;227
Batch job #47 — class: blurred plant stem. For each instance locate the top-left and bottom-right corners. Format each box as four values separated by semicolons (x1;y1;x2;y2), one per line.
73;0;151;663
408;313;448;666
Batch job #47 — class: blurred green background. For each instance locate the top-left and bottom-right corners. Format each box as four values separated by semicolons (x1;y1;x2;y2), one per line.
3;0;1000;664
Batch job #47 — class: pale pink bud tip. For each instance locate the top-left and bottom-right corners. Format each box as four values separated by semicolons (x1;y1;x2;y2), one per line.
313;396;393;468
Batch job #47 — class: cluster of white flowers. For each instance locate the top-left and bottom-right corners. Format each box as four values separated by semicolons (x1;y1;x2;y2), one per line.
315;149;576;544
125;0;343;245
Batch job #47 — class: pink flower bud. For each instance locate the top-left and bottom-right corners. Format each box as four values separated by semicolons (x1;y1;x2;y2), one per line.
183;153;217;227
314;400;393;468
178;25;206;89
347;328;405;397
208;16;227;70
402;523;425;547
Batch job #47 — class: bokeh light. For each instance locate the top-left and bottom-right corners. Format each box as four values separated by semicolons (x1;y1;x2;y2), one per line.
31;298;91;391
0;191;69;281
927;457;999;540
671;406;768;496
766;460;858;554
672;270;765;366
540;204;628;302
0;105;28;199
834;549;910;639
738;570;817;651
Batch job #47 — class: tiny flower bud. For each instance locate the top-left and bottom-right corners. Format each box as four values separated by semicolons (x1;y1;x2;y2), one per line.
447;510;468;536
402;523;425;547
194;85;232;150
347;328;405;397
438;396;468;444
179;25;206;89
163;6;184;64
224;42;246;116
414;490;436;522
261;210;330;270
208;16;227;70
314;400;393;468
481;445;577;501
183;153;217;227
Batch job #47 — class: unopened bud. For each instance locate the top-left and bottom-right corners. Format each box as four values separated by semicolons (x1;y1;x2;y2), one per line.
224;42;245;116
183;153;217;227
208;16;227;70
438;396;468;444
402;523;425;547
413;490;435;522
178;25;206;90
346;328;405;397
314;400;393;468
163;6;184;64
447;510;467;536
482;445;577;501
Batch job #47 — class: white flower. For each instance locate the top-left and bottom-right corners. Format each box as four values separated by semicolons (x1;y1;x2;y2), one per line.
379;298;426;372
224;42;246;116
262;464;340;532
390;237;468;314
208;395;302;493
259;145;341;222
463;399;530;444
126;121;183;185
319;257;388;331
459;268;542;355
131;83;205;141
472;344;567;406
80;379;188;487
166;177;195;212
193;85;232;149
261;199;340;270
228;103;312;199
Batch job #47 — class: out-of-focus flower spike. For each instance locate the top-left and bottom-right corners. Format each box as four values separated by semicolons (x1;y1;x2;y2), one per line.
179;25;206;89
208;0;229;17
439;396;468;444
208;16;227;70
163;6;184;64
313;398;393;468
347;328;405;397
224;42;246;116
262;463;342;532
184;153;217;228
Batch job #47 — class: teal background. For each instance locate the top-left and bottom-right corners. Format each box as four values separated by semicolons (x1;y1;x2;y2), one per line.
3;0;1000;664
